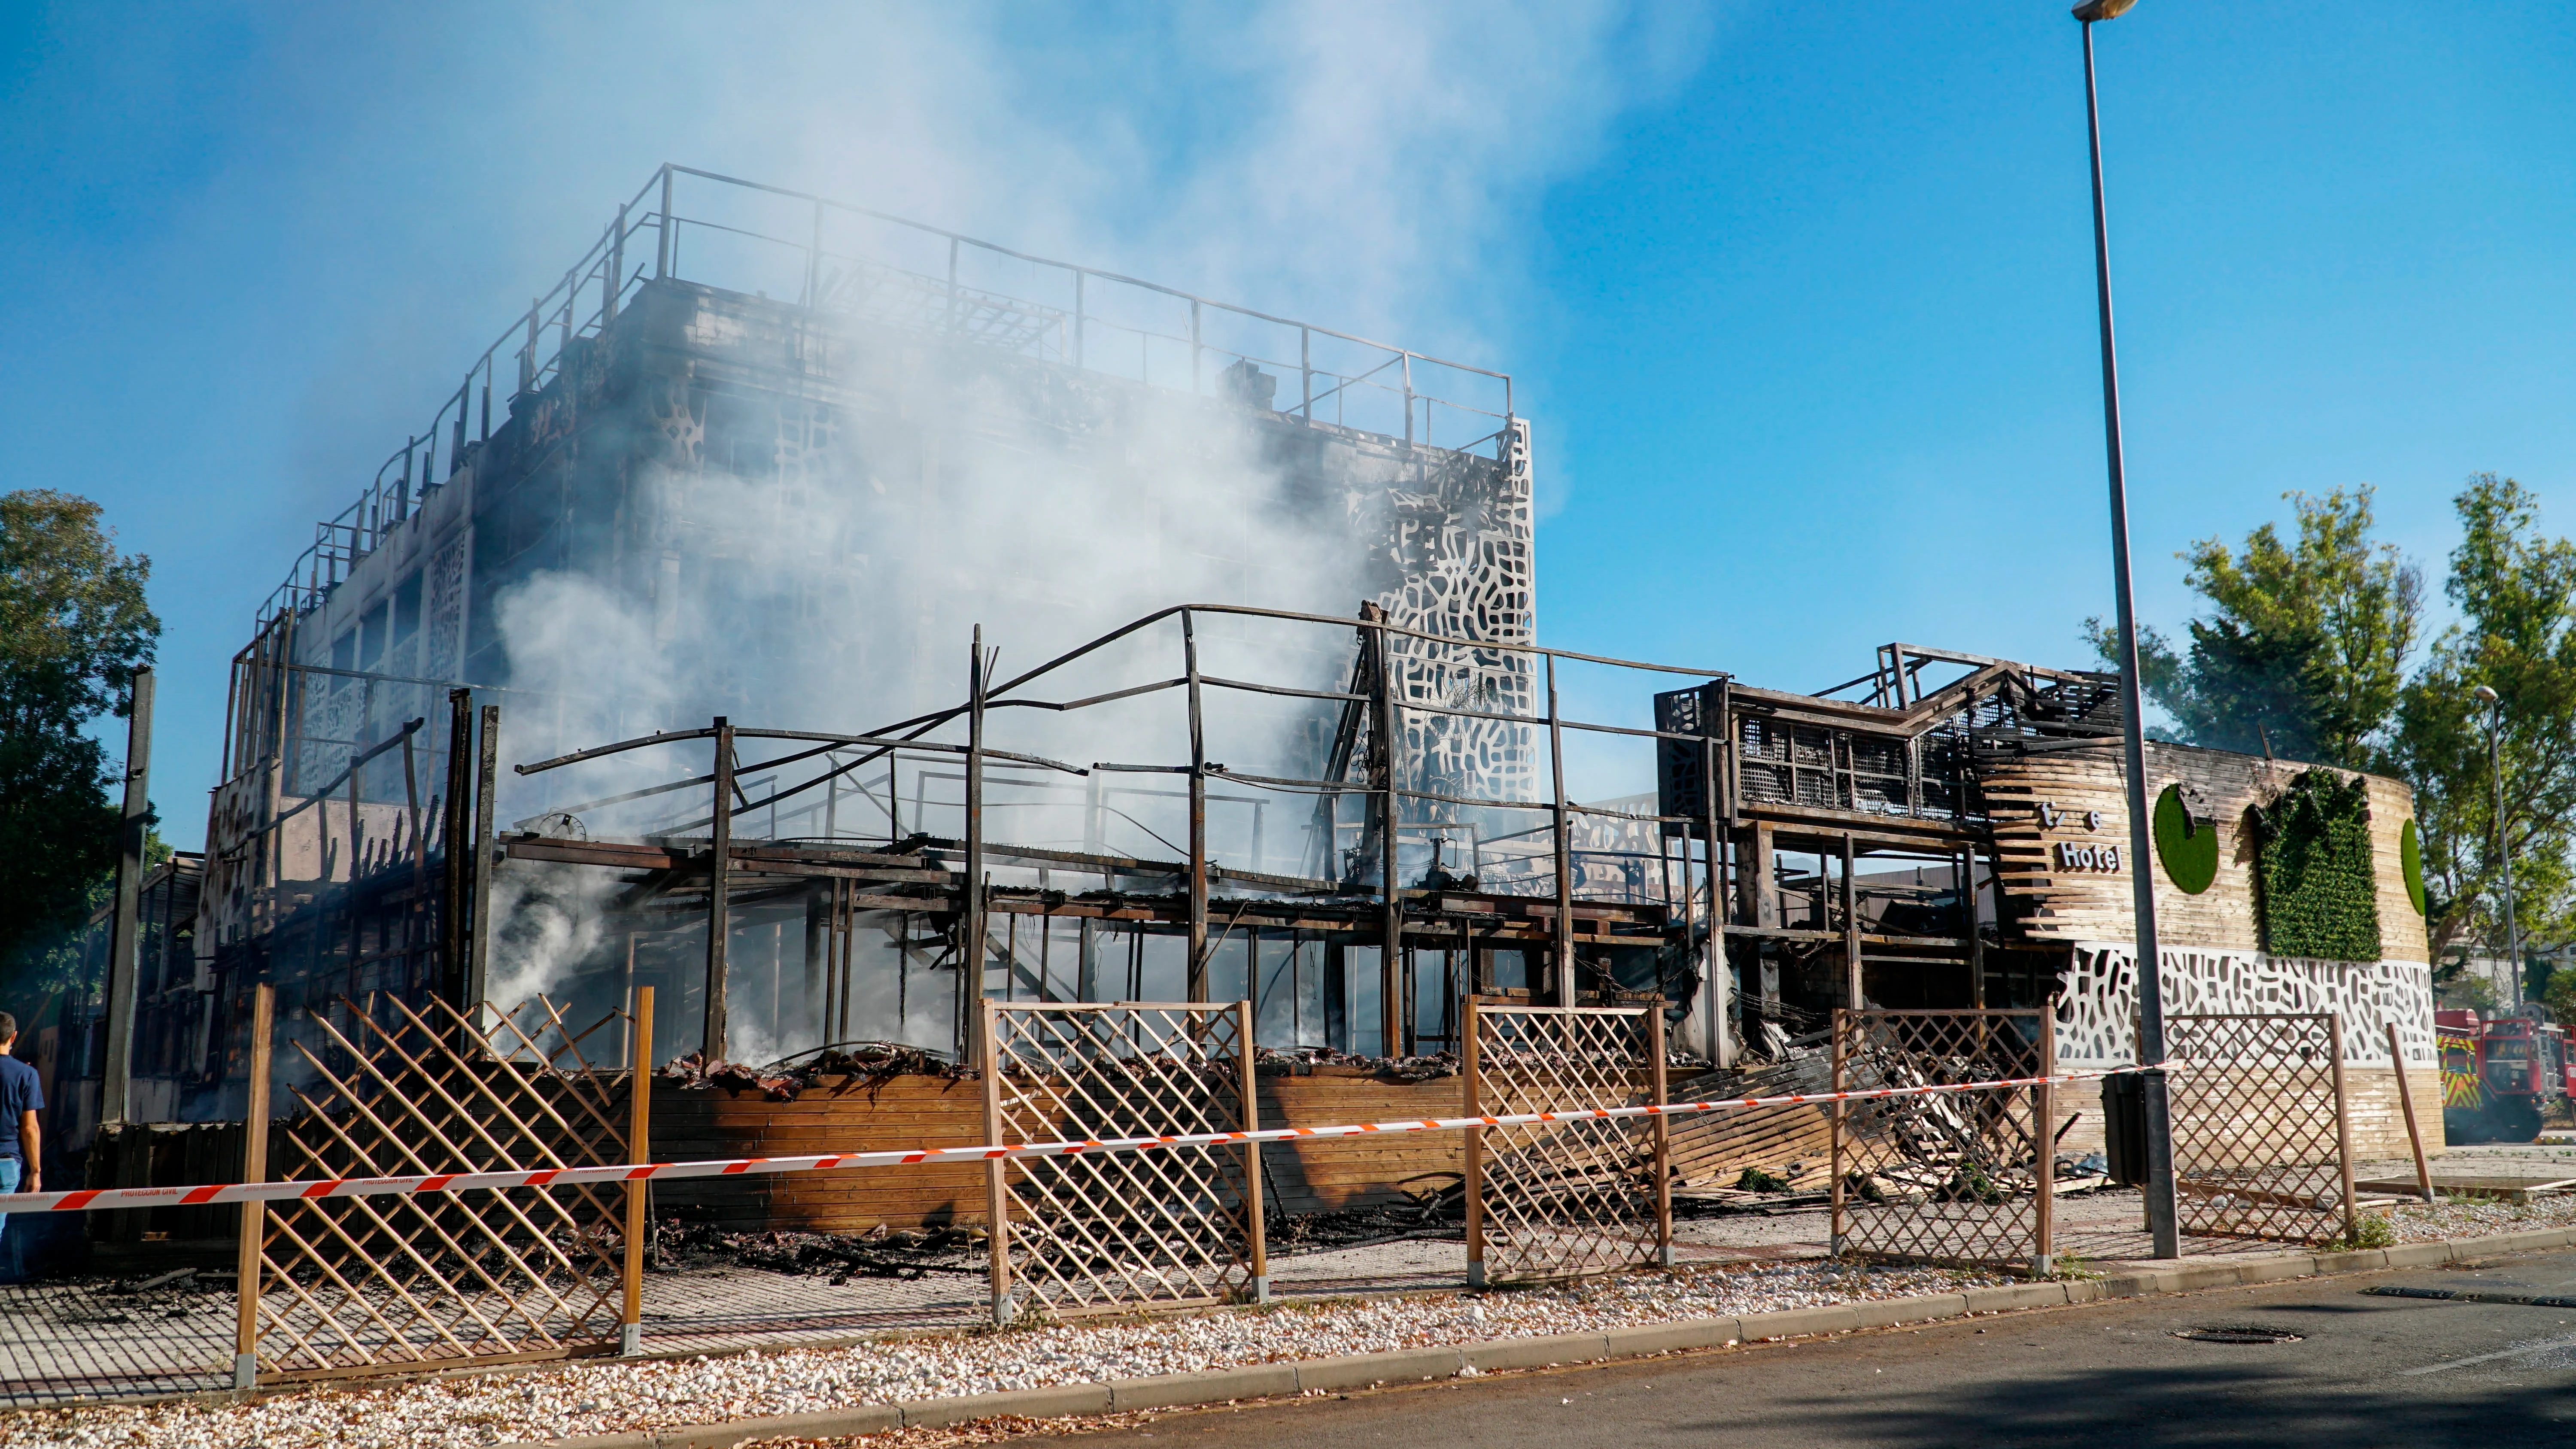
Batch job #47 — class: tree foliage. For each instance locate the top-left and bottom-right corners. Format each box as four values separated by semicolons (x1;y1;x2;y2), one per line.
2385;475;2576;961
2096;476;2576;972
2090;486;2421;769
0;490;158;974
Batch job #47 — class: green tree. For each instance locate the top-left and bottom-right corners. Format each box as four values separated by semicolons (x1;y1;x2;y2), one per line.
2386;476;2576;961
0;490;158;977
2089;486;2421;768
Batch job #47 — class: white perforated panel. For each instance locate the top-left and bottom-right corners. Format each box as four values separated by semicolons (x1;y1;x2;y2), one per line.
2054;940;2435;1069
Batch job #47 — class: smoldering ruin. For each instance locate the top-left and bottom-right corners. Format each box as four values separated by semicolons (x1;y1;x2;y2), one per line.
59;164;2442;1270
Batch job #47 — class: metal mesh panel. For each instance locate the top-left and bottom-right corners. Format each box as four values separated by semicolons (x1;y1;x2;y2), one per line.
1466;1002;1667;1285
2166;1013;2356;1245
982;1002;1261;1317
252;994;632;1381
1831;1009;2054;1273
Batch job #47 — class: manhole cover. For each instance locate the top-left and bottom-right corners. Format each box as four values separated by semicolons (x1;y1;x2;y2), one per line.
2172;1325;2304;1344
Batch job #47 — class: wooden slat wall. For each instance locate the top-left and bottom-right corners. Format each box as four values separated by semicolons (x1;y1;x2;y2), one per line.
1982;741;2429;961
1665;1059;1835;1189
648;1074;993;1232
647;1070;1480;1231
1261;1073;1467;1215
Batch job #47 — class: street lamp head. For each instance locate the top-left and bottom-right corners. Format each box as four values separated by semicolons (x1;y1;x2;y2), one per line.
2474;684;2501;705
2072;0;2139;19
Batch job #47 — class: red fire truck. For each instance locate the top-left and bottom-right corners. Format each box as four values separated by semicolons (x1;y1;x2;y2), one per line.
2437;1005;2576;1143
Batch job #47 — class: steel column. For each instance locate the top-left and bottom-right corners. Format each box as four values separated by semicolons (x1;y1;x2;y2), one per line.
100;665;153;1126
2080;9;2180;1261
1371;612;1404;1054
1546;655;1574;1008
466;704;500;1012
963;630;990;1062
1185;610;1210;1002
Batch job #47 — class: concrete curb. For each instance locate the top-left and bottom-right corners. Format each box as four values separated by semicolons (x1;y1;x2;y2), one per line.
505;1226;2576;1449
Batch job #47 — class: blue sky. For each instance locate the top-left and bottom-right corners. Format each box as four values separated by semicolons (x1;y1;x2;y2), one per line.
6;3;2570;850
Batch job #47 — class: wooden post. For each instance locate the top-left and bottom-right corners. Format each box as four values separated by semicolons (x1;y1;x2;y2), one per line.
2388;1021;2435;1203
2035;1009;2057;1277
401;723;428;990
703;717;733;1059
621;985;654;1356
1649;1003;1674;1267
802;890;828;1049
232;982;274;1391
981;998;1010;1324
1185;611;1209;1002
1546;655;1574;1009
1841;834;1862;1009
1828;1008;1847;1257
1965;844;1986;1008
2330;1012;2358;1244
1237;996;1267;1300
1463;997;1485;1288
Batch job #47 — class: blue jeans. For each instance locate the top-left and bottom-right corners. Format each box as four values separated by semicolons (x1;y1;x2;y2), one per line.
0;1157;17;1275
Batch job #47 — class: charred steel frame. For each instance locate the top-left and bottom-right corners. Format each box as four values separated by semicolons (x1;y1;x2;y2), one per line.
492;608;2121;1069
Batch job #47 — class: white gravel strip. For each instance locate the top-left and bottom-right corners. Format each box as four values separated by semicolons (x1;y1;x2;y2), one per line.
8;1260;2008;1449
2383;1192;2576;1243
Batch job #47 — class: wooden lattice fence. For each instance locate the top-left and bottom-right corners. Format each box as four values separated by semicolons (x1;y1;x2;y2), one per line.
1463;1000;1670;1286
980;1000;1264;1320
235;988;642;1385
1829;1009;2055;1276
2166;1012;2357;1246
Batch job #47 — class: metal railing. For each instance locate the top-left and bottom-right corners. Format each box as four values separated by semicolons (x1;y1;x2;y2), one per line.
261;164;1515;630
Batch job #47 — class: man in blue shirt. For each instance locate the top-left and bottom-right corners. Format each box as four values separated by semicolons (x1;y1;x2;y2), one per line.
0;1012;44;1274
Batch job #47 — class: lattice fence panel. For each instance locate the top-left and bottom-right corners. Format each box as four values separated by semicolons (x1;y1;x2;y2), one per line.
2166;1012;2355;1246
1466;1002;1665;1285
983;1002;1261;1317
1831;1009;2053;1273
251;994;632;1381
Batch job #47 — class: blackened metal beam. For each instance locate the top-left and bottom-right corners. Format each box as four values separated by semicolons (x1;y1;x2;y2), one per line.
441;688;474;1003
703;716;734;1058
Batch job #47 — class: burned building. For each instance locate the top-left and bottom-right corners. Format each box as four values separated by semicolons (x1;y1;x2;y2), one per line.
164;164;1536;1120
66;169;2438;1230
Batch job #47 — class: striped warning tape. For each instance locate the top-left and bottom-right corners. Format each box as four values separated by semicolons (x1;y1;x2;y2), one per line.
0;1063;2175;1215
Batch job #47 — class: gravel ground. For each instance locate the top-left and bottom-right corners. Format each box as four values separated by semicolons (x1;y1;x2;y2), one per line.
4;1260;2011;1449
2382;1192;2576;1241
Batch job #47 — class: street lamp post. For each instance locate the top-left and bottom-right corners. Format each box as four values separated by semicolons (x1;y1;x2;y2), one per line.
2074;0;2180;1259
2474;683;2523;1009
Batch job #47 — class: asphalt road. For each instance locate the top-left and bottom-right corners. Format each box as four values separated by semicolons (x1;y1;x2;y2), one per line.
1085;1249;2576;1448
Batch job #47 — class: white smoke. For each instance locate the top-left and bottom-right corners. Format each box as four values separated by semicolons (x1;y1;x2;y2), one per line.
352;2;1720;1039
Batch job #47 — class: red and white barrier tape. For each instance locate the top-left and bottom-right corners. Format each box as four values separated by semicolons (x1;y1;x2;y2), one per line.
0;1064;2171;1215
